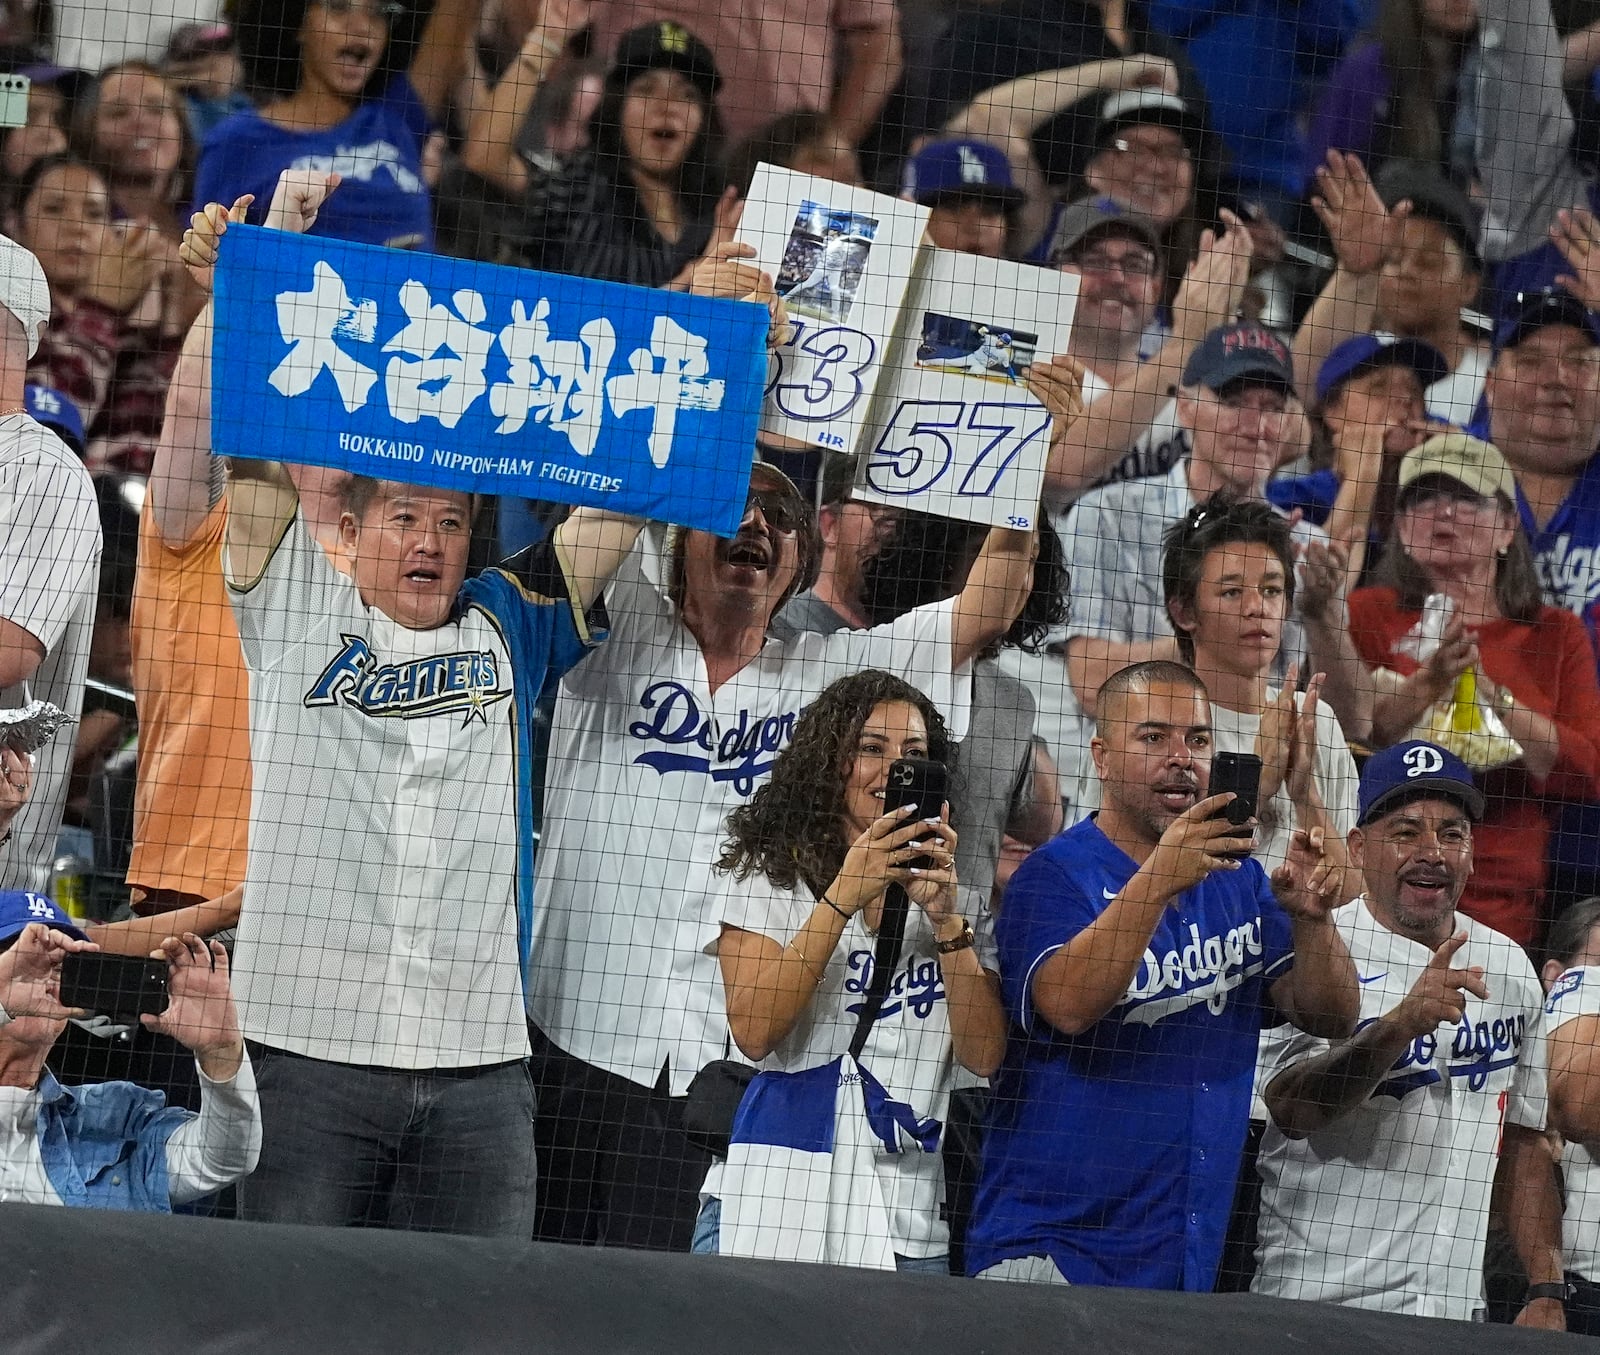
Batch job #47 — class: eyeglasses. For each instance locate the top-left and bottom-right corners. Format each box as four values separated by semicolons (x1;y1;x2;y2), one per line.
1074;245;1160;279
1215;388;1290;419
316;0;405;23
746;488;806;535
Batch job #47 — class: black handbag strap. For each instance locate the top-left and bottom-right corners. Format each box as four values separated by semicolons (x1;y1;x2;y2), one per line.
847;883;910;1062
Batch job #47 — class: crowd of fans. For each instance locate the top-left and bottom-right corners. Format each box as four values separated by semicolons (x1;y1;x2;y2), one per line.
3;0;1600;1336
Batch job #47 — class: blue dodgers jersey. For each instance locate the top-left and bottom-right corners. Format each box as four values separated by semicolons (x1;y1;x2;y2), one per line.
967;816;1295;1290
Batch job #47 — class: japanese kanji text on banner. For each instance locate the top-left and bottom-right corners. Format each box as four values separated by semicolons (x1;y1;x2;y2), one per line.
210;225;771;535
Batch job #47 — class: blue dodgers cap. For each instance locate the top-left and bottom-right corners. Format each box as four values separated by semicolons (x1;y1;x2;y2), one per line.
1181;322;1295;394
25;384;85;454
904;138;1024;210
0;891;88;945
1492;288;1600;355
1357;740;1486;827
1315;333;1450;405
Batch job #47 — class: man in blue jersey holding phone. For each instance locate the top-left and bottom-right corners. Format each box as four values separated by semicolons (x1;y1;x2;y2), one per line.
966;659;1358;1289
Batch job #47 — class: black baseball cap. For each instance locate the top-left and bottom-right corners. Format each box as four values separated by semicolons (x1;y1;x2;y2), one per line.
1374;163;1482;271
1492;287;1600;356
608;22;720;100
1181;322;1296;393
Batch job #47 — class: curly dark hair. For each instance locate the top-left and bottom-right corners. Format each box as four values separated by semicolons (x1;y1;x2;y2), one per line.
233;0;429;101
860;511;1068;656
717;670;951;897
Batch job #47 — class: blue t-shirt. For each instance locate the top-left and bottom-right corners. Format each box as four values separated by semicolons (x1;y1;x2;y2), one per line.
194;74;433;251
966;816;1295;1290
1517;450;1600;622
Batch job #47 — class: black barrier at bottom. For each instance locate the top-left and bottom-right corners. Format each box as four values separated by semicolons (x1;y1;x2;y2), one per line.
0;1203;1586;1354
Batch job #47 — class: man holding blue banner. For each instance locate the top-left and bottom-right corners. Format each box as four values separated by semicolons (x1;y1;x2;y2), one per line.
175;170;662;1236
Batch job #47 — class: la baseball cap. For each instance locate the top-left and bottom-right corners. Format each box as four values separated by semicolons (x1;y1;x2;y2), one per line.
1492;287;1600;355
1181;322;1295;394
609;21;720;100
1314;333;1450;406
25;384;85;455
1397;432;1515;503
1047;196;1163;266
1357;740;1485;826
0;234;51;360
904;138;1023;211
0;891;88;946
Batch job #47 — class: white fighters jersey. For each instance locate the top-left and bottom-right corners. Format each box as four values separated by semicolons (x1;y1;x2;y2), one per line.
1253;900;1547;1319
1543;966;1600;1280
228;514;589;1069
527;545;971;1095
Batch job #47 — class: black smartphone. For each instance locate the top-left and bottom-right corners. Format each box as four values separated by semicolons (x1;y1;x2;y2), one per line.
882;757;950;868
58;953;168;1018
1208;751;1263;855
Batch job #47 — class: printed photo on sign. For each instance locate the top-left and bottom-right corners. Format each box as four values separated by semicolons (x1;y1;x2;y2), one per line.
776;201;878;324
915;313;1038;387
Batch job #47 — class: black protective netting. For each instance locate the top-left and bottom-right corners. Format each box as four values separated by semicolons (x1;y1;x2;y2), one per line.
0;0;1596;1332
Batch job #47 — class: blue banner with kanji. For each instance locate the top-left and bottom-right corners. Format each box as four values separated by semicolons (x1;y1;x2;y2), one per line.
211;225;771;535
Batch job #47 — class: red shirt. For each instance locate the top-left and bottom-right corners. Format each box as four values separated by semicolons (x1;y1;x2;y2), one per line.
1349;587;1600;945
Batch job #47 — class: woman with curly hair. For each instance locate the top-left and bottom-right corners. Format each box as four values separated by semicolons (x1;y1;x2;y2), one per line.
691;669;1007;1273
193;0;479;249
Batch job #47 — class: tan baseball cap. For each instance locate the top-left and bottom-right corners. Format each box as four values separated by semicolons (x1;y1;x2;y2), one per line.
0;234;50;359
1398;432;1515;503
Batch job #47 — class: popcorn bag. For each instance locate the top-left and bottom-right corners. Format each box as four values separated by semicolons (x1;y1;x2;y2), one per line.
1389;594;1521;772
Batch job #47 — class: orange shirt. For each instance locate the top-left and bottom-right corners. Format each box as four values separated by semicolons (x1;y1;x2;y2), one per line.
127;500;251;899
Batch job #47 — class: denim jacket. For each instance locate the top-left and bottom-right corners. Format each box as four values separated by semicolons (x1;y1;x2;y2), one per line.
34;1069;191;1211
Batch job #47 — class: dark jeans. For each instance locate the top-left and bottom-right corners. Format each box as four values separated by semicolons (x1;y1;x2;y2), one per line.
237;1045;537;1238
529;1023;714;1252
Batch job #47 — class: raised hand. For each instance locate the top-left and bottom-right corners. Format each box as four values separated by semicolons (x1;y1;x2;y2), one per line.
1173;209;1253;336
1552;206;1600;310
1255;661;1302;804
834;804;955;916
1145;792;1255;894
143;933;245;1081
1284;669;1328;807
530;0;591;54
178;194;254;292
264;169;342;234
1270;824;1346;921
1297;539;1349;625
1310;150;1410;277
0;923;94;1020
1112;54;1181;96
1387;932;1488;1040
1025;353;1088;440
0;745;31;835
83;221;169;313
903;810;960;924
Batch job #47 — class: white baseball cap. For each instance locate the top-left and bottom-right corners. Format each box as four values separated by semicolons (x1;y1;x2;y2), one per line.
0;234;51;359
